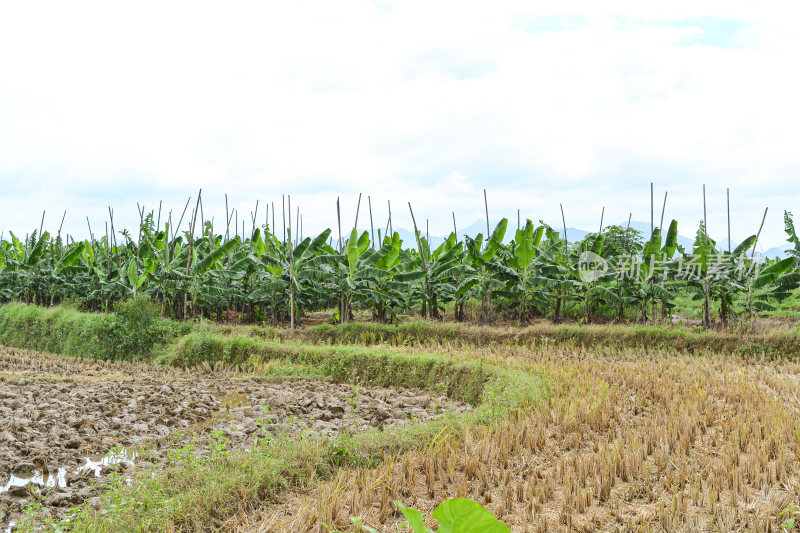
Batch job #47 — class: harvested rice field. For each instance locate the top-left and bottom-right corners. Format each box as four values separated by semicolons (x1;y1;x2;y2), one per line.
243;346;800;532
2;321;800;532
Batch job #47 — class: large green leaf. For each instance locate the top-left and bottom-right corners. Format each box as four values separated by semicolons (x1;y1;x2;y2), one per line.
733;235;757;256
393;270;426;282
251;228;266;256
126;259;146;289
752;257;795;289
481;219;508;261
432;498;510;533
346;228;362;277
55;243;88;274
514;223;535;270
296;228;331;263
374;232;401;270
643;228;662;260
25;231;50;266
663;220;679;259
194;237;240;273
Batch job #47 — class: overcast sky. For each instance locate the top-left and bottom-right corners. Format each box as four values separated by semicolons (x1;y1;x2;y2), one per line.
1;1;798;249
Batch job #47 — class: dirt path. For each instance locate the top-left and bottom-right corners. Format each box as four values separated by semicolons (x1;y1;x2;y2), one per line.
0;347;467;529
242;350;800;532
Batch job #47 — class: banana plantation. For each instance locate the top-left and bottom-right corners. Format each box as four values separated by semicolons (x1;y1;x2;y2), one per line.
1;207;799;327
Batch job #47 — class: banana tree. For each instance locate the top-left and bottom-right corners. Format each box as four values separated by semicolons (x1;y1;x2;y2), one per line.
408;233;467;319
494;219;544;325
253;229;332;326
745;257;800;316
456;219;508;323
635;221;679;323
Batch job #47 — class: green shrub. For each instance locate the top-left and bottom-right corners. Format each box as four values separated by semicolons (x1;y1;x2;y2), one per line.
0;300;187;360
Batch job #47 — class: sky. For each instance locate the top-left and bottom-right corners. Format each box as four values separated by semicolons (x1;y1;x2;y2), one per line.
0;1;798;250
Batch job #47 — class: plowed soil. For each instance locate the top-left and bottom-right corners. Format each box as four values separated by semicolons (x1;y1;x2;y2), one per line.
0;347;467;528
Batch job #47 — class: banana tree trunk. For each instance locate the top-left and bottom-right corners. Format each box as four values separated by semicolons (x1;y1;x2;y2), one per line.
583;290;592;324
339;293;350;324
554;292;563;323
289;285;295;328
518;293;527;326
720;296;729;326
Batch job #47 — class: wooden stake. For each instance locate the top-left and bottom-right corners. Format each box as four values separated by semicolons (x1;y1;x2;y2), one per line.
224;194;230;242
599;206;605;234
336;197;342;253
368;196;375;249
702;184;710;328
483;189;490;237
57;210;67;256
387;200;393;236
650;182;654;235
752;207;768;261
354;193;362;229
727;188;731;254
703;184;708;239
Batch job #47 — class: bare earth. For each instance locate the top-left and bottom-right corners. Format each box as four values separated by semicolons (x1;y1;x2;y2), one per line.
0;347;467;528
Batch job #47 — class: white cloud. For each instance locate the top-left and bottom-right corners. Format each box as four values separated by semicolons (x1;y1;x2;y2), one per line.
0;0;798;248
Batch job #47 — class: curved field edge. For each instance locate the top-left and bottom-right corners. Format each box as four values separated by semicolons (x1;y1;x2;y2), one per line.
3;316;544;532
64;363;542;533
3;302;800;361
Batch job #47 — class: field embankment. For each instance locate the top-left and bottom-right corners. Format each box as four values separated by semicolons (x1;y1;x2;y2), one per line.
3;303;800;367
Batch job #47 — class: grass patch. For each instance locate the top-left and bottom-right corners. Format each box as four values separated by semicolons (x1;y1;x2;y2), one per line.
0;298;188;361
163;332;497;405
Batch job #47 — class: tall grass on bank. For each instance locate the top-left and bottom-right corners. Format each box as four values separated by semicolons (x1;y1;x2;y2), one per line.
0;299;187;361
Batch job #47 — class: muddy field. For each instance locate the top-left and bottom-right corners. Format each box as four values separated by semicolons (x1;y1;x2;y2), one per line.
245;348;800;532
0;347;467;528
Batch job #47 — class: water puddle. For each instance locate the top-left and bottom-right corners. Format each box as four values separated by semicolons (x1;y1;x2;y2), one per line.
0;447;137;496
218;391;250;408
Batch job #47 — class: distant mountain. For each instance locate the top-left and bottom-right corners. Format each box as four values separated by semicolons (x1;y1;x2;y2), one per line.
381;218;793;258
763;246;791;259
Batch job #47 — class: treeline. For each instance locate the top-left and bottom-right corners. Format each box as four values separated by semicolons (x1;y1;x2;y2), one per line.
1;206;799;327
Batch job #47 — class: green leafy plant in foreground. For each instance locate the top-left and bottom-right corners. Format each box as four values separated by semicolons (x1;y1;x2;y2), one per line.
323;498;509;533
396;498;510;533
